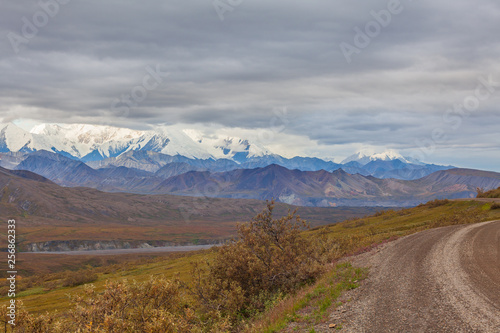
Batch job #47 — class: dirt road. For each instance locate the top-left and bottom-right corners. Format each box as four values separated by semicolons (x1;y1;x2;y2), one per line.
329;220;500;332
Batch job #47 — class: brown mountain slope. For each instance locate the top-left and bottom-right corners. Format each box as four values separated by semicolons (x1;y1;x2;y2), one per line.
154;165;500;206
12;152;500;207
0;167;379;250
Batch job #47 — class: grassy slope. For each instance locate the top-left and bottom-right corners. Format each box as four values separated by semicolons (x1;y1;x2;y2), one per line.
2;199;500;326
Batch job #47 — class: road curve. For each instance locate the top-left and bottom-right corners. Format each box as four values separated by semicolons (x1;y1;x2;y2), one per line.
330;220;500;332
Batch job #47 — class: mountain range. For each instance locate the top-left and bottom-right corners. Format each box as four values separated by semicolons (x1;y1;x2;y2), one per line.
151;165;500;207
0;166;381;250
0;122;268;161
4;150;500;207
1;122;452;180
3;122;499;207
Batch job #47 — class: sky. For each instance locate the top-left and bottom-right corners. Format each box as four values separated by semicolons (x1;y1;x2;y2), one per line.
1;0;500;170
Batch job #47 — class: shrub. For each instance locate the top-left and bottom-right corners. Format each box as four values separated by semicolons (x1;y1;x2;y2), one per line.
490;203;500;210
477;186;500;198
3;279;200;333
2;202;335;332
0;301;56;333
190;200;329;325
69;278;195;333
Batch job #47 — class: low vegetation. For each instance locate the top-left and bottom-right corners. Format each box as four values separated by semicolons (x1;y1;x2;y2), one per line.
490;203;500;210
1;202;337;332
2;199;500;332
477;186;500;198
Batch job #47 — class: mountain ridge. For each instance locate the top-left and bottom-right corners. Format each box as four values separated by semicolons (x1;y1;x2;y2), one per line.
10;151;499;207
0;122;453;181
152;164;500;206
0;165;382;249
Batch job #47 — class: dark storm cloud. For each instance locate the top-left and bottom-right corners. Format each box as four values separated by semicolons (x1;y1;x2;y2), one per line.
0;0;499;168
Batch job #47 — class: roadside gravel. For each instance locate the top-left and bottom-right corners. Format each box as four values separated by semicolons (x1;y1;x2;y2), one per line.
323;220;500;332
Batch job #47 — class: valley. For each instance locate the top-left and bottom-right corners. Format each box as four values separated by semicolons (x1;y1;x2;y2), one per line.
1;123;499;332
0;166;380;254
2;2;499;331
1;135;500;331
2;196;500;330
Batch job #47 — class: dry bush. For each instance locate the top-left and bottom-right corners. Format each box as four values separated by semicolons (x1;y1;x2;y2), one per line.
0;301;57;333
490;203;500;210
68;278;194;333
1;279;199;333
477;186;500;198
190;201;331;325
2;202;336;332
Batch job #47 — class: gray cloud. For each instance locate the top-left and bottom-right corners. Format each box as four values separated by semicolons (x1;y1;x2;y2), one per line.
1;0;499;169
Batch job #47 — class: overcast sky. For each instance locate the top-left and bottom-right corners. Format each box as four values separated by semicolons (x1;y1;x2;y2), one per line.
1;0;499;170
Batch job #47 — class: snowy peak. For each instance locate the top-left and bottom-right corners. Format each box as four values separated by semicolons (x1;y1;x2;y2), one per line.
31;123;144;147
140;127;212;159
27;124;144;160
1;122;433;173
182;129;270;162
371;150;404;161
0;122;269;162
342;150;421;166
0;123;34;152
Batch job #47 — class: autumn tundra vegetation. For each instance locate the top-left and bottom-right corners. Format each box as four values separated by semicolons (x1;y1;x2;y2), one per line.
477;186;500;199
2;201;340;332
2;198;500;332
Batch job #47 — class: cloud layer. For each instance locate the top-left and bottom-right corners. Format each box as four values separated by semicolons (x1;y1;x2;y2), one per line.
1;0;499;169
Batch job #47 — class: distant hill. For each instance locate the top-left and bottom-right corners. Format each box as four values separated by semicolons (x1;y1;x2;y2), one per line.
0;166;380;250
16;150;102;186
153;164;500;206
8;151;500;207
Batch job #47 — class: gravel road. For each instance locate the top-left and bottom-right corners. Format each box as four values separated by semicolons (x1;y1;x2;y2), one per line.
328;220;500;332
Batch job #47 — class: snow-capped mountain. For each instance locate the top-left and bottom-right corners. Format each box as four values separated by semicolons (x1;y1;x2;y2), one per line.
0;122;271;162
341;150;422;166
0;122;454;181
0;123;36;152
181;129;270;162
